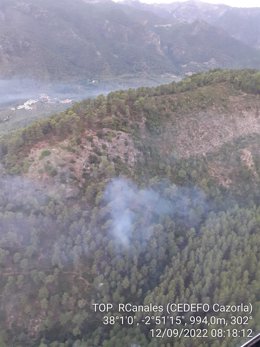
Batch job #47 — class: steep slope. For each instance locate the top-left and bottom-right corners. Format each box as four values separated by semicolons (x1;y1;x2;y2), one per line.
126;0;229;22
0;70;259;346
145;0;260;49
213;7;260;49
0;0;173;80
153;20;260;73
0;0;260;81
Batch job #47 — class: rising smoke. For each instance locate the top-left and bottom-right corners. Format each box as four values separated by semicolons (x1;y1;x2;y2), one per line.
103;178;207;248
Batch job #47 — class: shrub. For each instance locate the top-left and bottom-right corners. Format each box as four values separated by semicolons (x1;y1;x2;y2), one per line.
39;150;51;160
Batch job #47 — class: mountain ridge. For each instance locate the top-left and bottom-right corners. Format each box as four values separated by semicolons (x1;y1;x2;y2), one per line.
0;0;260;81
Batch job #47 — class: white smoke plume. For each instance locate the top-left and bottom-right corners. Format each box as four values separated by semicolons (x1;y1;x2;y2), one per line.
103;178;207;248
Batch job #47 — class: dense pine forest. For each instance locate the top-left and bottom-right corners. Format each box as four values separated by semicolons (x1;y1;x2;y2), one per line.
0;69;259;347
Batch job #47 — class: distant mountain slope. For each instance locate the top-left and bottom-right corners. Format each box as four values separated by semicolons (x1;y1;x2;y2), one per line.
0;0;260;81
213;7;260;49
136;0;260;49
126;0;228;22
152;20;260;73
0;0;173;80
170;1;260;49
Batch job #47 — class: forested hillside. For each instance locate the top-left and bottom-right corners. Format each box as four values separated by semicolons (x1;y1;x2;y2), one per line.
0;69;259;346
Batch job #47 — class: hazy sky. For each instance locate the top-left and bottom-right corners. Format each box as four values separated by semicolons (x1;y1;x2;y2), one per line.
137;0;260;7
